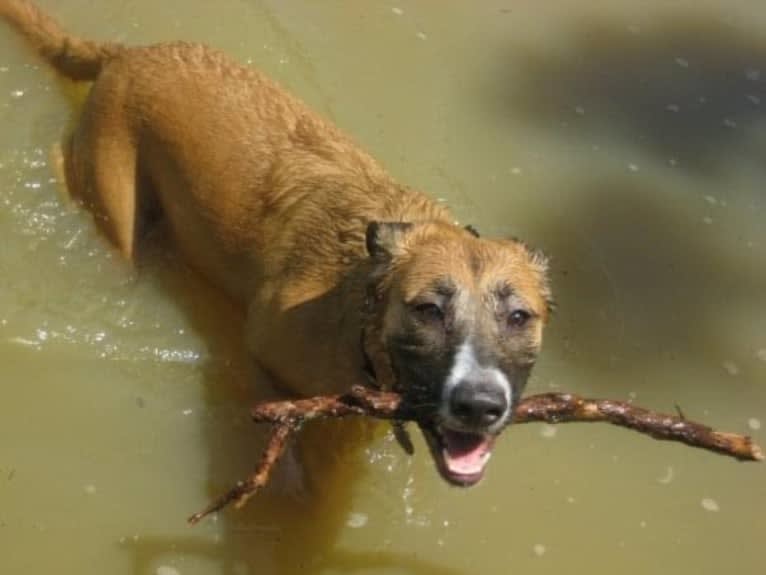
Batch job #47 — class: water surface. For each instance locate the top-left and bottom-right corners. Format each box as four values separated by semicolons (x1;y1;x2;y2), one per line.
1;1;764;574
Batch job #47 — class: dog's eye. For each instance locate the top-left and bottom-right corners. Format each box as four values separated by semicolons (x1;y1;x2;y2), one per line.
413;302;444;323
508;309;531;328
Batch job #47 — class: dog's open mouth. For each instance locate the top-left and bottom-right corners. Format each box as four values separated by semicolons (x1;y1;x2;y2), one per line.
421;424;497;487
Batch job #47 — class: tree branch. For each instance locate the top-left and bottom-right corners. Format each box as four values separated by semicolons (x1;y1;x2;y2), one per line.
188;386;762;524
188;422;297;525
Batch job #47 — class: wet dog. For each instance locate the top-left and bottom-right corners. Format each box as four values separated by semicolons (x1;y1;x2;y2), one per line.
1;0;552;486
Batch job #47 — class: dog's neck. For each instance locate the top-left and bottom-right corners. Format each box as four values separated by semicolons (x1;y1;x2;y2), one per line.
360;323;397;392
359;286;398;392
360;328;378;385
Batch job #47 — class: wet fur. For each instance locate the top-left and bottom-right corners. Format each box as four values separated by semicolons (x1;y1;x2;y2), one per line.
1;0;551;417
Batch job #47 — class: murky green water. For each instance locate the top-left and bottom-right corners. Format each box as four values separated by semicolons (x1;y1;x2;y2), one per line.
1;1;765;574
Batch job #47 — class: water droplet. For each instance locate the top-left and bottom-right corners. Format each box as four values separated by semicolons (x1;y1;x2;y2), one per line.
747;94;761;105
533;544;546;557
540;424;558;439
701;498;719;512
574;105;585;115
755;348;766;362
665;104;680;112
722;361;739;376
510;167;522;175
416;31;427;40
156;567;181;575
346;512;368;528
10;89;25;99
628;163;639;172
657;466;674;484
748;418;761;431
704;195;718;205
722;117;737;129
84;484;96;495
182;409;193;416
391;7;404;16
675;57;689;68
702;216;714;225
745;68;761;81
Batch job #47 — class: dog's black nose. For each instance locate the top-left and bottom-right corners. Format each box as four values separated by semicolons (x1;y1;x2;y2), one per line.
449;381;509;428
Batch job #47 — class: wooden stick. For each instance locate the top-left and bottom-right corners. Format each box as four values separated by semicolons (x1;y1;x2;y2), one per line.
512;392;763;461
188;386;762;524
188;423;297;525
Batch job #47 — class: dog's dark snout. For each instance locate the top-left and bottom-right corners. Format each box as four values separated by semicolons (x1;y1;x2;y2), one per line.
449;381;508;427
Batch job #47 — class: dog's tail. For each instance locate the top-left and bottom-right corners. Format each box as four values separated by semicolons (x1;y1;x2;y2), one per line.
0;0;122;81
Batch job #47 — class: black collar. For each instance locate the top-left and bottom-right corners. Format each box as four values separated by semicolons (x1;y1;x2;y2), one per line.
360;328;379;387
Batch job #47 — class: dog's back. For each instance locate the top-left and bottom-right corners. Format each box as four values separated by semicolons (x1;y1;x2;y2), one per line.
1;0;451;303
2;1;553;486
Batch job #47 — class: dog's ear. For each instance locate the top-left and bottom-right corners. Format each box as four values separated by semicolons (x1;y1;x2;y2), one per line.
504;236;555;316
523;244;555;317
365;221;413;260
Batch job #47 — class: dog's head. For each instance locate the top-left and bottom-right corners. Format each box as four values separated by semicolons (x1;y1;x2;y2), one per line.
365;220;552;486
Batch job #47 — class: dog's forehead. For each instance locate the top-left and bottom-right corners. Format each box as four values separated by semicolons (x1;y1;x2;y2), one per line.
400;235;547;310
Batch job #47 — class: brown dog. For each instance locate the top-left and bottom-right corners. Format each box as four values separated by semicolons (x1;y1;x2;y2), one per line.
1;0;552;486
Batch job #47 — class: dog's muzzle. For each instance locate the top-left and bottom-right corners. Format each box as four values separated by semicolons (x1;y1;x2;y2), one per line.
421;375;512;487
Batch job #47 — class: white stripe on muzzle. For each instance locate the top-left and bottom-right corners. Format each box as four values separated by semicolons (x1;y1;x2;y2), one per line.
440;341;512;429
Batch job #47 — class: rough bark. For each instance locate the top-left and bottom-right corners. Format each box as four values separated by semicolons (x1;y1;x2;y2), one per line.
189;385;762;524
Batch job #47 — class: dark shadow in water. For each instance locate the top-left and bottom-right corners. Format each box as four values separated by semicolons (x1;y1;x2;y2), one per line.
126;537;465;575
480;12;766;397
487;15;766;176
121;240;457;575
528;177;765;387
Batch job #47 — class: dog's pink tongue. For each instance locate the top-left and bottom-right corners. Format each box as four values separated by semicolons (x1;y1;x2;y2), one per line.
442;430;492;475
